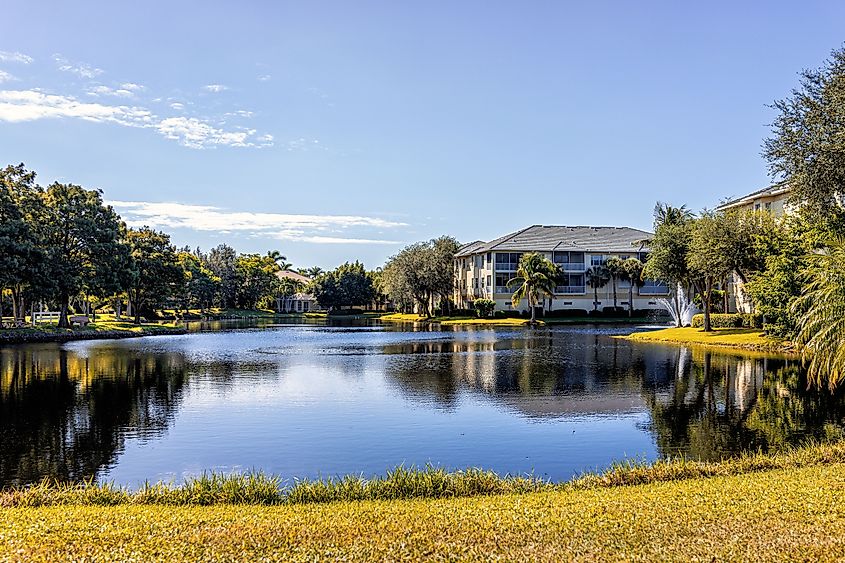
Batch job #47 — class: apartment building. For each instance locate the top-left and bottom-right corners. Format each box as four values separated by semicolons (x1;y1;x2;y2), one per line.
453;225;668;313
716;182;791;216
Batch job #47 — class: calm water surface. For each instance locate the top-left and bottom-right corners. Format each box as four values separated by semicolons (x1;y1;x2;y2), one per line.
1;320;842;487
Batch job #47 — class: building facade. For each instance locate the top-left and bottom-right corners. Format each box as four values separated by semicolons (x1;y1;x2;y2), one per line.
453;225;669;313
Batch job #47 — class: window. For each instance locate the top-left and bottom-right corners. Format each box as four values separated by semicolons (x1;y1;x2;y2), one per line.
755;203;761;211
487;252;492;263
487;275;491;286
495;273;512;293
495;253;521;271
591;255;606;267
765;202;772;211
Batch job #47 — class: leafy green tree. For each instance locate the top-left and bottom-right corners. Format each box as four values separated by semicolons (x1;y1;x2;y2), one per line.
643;203;695;326
605;256;626;310
310;261;374;311
381;236;460;316
508;252;558;324
41;183;127;327
235;254;277;309
688;212;734;332
792;239;845;390
126;228;184;324
622;257;645;317
207;244;238;308
764;46;845;227
0;164;46;321
586;265;609;312
473;298;495;318
178;252;220;314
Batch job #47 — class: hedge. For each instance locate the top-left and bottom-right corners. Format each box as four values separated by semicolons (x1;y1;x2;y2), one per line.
691;313;763;329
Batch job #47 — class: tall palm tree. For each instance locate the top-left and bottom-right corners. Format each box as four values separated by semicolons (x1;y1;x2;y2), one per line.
586;265;610;312
653;202;694;229
266;250;291;271
507;253;558;324
622;257;645;317
792;240;845;390
605;257;626;310
306;266;324;278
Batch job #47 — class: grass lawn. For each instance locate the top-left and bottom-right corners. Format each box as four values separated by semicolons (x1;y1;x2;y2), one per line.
379;313;533;326
3;460;844;561
623;326;792;353
0;317;184;343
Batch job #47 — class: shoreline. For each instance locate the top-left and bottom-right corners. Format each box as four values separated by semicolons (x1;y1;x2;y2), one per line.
0;324;187;345
617;326;795;354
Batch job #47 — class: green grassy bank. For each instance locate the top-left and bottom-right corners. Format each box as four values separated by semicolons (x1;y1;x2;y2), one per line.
0;319;185;344
622;326;793;353
2;442;845;561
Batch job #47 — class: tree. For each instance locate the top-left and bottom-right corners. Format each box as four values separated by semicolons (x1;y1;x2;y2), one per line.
622;257;645;317
235;254;277;309
586;265;609;312
473;298;495;318
764;47;845;226
310;262;374;310
688;212;734;332
41;183;127;327
178;252;220;314
792;239;845;390
305;266;324;278
643;203;695;326
507;252;558;324
0;164;45;322
381;236;460;316
605;257;626;310
207;244;238;308
126;228;184;324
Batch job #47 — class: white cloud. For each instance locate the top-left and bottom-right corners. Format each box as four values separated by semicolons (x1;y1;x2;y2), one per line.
0;51;33;64
257;74;271;82
0;89;273;149
286;137;324;152
0;90;152;125
109;200;406;244
203;84;228;93
169;102;185;110
0;71;16;84
120;82;144;91
53;54;103;78
87;85;135;98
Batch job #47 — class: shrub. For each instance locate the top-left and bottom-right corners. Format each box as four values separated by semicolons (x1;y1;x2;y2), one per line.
450;308;476;317
690;313;764;329
328;308;365;316
494;311;522;319
472;299;495;318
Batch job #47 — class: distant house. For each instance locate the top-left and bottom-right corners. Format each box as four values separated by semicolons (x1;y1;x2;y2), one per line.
274;270;320;313
716;182;791;216
454;225;668;313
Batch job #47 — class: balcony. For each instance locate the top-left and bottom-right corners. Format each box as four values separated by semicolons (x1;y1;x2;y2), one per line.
555;286;586;294
494;262;520;272
639;284;670;295
495;286;515;294
555;262;586;272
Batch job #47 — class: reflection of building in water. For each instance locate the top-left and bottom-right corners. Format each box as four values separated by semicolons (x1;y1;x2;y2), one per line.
0;345;187;486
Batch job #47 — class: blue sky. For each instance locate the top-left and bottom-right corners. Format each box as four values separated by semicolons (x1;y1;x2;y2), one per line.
1;1;843;269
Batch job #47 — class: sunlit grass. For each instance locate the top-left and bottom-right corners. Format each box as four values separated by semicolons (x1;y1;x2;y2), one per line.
4;444;845;560
623;326;791;352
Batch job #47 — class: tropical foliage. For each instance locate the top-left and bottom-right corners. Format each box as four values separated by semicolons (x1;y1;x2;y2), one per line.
507;253;559;324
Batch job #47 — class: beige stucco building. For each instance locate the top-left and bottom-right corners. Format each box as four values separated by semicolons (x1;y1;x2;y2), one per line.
453;225;668;313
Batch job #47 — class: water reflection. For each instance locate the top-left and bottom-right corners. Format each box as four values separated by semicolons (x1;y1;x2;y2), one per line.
0;323;843;486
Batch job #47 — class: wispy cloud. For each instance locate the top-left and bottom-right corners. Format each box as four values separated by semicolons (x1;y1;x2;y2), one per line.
87;85;136;98
0;71;16;84
53;54;103;78
202;84;228;93
257;74;271;82
109;200;406;244
0;51;33;64
0;90;272;149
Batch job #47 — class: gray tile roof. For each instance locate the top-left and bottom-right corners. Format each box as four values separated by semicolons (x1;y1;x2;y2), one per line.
716;182;790;211
455;225;652;256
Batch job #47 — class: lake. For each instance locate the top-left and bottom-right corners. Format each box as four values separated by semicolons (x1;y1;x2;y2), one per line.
1;320;842;488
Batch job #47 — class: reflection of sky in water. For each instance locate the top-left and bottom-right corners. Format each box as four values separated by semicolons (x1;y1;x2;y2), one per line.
1;321;839;488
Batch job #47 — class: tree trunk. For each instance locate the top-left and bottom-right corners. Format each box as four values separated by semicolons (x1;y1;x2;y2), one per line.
114;298;122;320
628;285;634;317
10;288;18;322
703;277;713;332
58;297;70;328
612;279;618;309
530;295;537;325
593;286;599;311
674;288;681;328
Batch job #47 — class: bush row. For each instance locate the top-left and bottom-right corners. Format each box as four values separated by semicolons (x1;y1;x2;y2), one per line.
690;313;763;329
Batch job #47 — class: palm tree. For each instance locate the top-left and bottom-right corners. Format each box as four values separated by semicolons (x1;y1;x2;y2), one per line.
507;253;558;324
586;265;610;312
266;250;291;271
306;266;324;278
792;240;845;390
653;202;694;229
605;257;626;311
622;257;645;318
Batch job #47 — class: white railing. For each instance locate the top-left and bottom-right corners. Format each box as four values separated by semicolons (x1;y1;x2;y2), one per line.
32;311;61;323
495;286;515;294
555;286;586;294
639;285;670;295
494;263;520;272
556;262;586;272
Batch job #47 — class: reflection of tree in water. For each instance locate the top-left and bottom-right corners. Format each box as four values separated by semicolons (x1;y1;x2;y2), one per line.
0;345;187;486
643;349;845;461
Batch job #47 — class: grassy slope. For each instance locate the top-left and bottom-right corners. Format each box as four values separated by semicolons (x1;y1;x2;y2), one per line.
3;463;844;561
623;326;792;352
